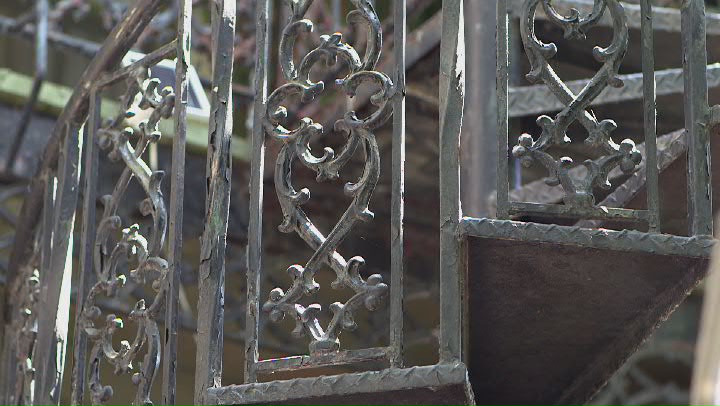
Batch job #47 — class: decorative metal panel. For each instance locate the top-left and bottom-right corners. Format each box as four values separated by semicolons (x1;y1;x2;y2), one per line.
492;0;669;231
239;0;407;385
261;0;393;353
76;67;175;406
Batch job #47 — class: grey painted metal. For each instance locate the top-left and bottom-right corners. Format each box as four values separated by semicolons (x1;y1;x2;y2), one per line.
683;0;713;237
194;0;236;401
509;65;720;118
207;363;472;405
70;92;100;406
390;0;406;369
33;122;81;405
496;0;510;219
243;0;265;386
640;0;659;233
439;0;465;364
460;217;714;259
163;0;191;403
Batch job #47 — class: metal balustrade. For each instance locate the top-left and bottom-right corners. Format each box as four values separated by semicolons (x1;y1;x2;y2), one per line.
0;0;189;404
195;0;473;404
1;0;718;404
448;0;717;403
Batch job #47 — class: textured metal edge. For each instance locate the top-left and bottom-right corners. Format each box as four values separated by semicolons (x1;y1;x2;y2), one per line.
575;130;687;229
255;347;390;374
439;0;466;364
207;363;472;405
460;217;714;258
508;0;720;35
496;130;684;211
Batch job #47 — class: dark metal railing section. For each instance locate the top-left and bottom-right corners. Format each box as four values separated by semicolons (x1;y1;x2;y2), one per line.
252;0;399;376
490;0;713;236
4;0;716;405
0;0;190;404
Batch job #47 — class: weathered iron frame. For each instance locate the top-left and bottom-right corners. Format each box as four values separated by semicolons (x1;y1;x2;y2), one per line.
194;0;474;404
482;0;715;235
246;0;404;376
438;4;716;402
438;2;716;401
0;0;190;404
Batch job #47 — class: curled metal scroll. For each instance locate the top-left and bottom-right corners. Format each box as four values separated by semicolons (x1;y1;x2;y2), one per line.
11;261;40;406
512;0;642;207
262;0;394;353
78;69;174;405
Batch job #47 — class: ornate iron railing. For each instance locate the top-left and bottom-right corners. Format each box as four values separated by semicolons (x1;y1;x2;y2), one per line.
489;0;712;235
0;0;190;404
4;0;717;404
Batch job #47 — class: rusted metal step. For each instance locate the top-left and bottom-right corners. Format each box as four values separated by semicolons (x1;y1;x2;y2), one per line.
463;219;711;404
206;364;474;405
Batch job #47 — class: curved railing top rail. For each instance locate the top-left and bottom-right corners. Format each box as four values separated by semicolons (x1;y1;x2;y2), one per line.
6;0;164;294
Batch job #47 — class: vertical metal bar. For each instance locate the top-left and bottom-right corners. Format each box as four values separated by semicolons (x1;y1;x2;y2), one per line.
439;0;465;364
70;92;100;406
389;0;406;369
682;0;712;237
461;1;497;218
641;0;659;233
332;0;342;31
245;0;271;385
194;0;236;403
0;177;51;405
496;0;509;219
0;302;17;405
33;123;82;405
7;0;47;174
162;0;191;404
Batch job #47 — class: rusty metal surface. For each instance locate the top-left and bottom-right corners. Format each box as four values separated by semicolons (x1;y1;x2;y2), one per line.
207;363;472;405
466;236;709;404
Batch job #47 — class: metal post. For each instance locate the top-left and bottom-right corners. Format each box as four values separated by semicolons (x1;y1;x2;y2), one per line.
194;0;236;403
641;0;660;233
245;0;270;385
389;0;406;369
439;0;465;364
33;123;82;405
682;0;712;237
496;0;509;219
162;0;191;404
69;92;100;406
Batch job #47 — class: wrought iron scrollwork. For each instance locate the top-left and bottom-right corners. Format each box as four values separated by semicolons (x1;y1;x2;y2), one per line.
78;69;174;405
262;0;394;353
512;0;642;206
12;261;40;406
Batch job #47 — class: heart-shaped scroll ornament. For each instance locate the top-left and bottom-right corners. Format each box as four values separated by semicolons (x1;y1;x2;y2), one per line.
79;70;174;406
262;0;394;353
512;0;642;207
